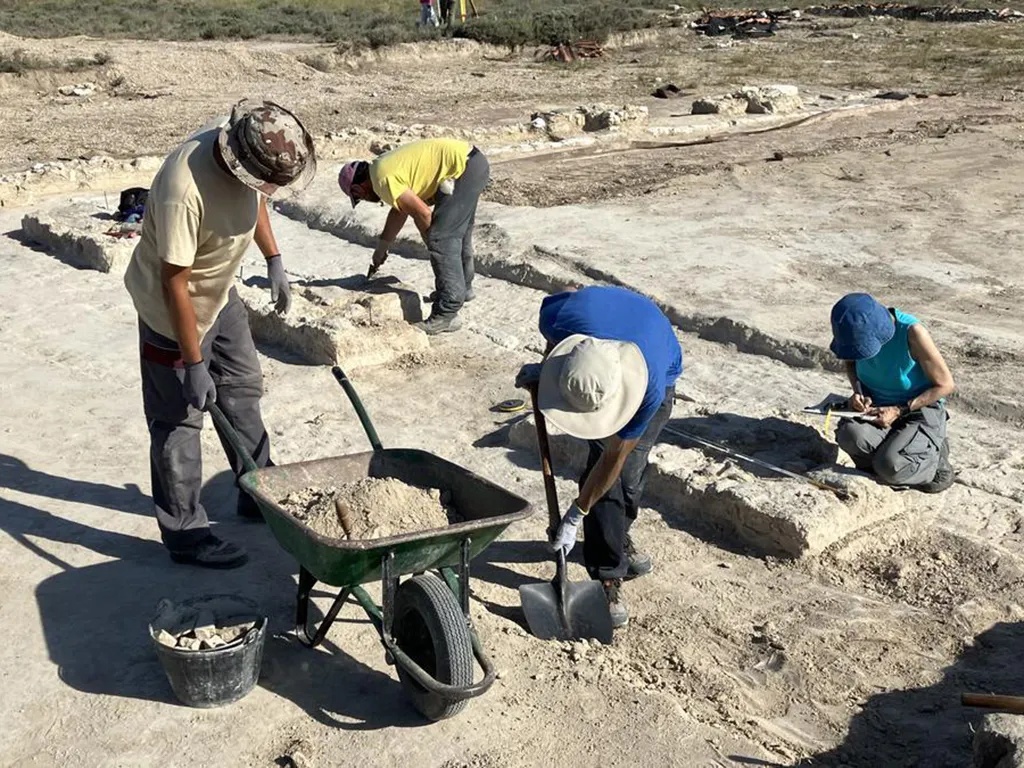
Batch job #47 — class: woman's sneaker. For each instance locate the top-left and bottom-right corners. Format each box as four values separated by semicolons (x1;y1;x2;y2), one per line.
603;578;629;628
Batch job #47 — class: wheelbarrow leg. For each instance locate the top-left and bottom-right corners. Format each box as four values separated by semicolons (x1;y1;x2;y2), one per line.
295;566;351;648
295;567;316;637
440;537;473;621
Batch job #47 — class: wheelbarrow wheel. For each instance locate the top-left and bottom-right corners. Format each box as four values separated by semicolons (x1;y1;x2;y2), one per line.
393;573;473;721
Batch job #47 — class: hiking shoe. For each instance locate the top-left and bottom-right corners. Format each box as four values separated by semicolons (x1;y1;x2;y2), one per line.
417;314;463;335
603;578;629;628
169;535;249;569
624;534;653;579
920;440;956;494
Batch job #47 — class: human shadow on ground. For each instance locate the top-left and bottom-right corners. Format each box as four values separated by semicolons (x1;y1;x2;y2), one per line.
4;461;434;727
2;228;97;271
0;453;150;518
792;621;1024;768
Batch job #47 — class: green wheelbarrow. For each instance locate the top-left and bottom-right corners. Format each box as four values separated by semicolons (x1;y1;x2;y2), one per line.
208;366;533;721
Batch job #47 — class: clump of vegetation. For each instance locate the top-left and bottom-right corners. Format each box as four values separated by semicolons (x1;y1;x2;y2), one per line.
0;47;111;74
0;47;49;74
0;0;665;48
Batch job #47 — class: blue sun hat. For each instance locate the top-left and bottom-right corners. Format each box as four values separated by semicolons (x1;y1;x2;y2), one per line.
829;293;895;360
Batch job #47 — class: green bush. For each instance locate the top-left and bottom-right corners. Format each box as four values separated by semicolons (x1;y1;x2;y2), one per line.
456;0;657;48
0;47;51;73
0;0;660;48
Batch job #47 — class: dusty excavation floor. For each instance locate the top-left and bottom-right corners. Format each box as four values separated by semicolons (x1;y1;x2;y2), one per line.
2;23;1024;768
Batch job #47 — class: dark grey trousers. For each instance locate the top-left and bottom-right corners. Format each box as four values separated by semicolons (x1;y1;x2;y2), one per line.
579;389;674;581
835;401;947;487
426;148;489;318
139;288;270;551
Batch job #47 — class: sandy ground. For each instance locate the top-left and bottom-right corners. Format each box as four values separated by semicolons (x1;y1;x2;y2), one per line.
2;20;1024;768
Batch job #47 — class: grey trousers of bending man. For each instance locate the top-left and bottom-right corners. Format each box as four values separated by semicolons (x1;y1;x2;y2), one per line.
426;148;490;320
140;288;270;551
836;401;947;486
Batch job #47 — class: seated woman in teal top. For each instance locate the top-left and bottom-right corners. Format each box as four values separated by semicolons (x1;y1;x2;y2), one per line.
829;293;956;493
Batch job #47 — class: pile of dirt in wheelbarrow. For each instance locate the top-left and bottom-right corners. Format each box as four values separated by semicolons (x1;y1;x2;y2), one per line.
280;477;456;540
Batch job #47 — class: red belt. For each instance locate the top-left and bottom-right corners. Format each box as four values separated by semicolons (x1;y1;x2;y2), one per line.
141;341;185;369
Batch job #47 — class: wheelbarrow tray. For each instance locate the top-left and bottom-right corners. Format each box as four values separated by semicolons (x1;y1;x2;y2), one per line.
239;447;533;588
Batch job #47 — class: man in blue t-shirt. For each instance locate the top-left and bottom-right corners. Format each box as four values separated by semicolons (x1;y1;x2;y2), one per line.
517;286;683;628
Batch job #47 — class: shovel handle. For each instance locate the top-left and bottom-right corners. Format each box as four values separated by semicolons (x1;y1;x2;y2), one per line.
529;386;562;537
962;693;1024;713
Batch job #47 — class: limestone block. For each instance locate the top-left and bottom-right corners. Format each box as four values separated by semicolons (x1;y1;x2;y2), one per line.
239;283;428;369
21;206;135;273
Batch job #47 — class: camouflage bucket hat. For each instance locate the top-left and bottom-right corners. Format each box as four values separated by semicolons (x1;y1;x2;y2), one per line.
217;100;317;197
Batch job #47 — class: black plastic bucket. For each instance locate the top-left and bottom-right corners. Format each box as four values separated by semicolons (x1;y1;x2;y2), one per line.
149;595;267;708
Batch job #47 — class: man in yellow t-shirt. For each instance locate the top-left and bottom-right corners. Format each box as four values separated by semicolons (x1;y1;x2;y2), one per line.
124;100;316;569
338;138;490;334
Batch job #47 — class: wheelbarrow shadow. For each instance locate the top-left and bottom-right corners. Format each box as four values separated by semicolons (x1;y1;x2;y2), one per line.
260;630;429;730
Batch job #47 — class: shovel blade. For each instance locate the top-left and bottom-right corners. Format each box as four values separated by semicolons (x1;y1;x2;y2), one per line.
519;579;614;644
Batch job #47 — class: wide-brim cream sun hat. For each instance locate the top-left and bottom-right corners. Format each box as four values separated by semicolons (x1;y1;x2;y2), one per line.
537;334;648;440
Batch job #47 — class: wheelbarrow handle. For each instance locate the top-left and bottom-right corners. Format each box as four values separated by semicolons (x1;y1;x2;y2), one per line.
332;366;384;452
207;403;261;475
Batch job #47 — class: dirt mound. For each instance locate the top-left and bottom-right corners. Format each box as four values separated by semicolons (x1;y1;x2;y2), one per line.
836;527;1024;611
281;477;454;540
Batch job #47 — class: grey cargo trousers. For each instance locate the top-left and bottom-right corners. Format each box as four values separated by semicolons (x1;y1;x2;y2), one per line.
835;401;948;487
139;288;270;551
426;148;490;318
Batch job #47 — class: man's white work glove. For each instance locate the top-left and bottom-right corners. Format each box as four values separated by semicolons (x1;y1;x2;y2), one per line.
551;501;586;555
368;240;391;278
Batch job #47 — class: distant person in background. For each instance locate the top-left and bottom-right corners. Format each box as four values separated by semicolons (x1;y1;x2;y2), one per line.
829;293;956;493
419;0;439;27
439;0;453;25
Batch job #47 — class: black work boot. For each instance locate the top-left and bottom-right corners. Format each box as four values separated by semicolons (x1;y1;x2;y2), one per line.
920;439;956;494
169;534;249;569
417;313;463;336
624;534;653;579
603;578;629;629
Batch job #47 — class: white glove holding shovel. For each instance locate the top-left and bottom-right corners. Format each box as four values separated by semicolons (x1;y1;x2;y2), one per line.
551;501;586;555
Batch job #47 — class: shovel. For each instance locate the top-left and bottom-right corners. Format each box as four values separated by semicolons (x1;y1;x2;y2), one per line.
518;389;614;644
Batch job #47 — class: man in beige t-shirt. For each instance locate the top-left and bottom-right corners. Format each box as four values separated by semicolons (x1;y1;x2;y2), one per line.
125;100;316;569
